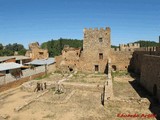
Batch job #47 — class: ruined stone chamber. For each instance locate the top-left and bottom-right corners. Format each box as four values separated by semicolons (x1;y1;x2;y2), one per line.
25;42;49;60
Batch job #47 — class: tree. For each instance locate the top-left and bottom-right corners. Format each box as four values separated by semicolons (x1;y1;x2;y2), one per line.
0;44;3;50
134;40;159;47
111;45;118;48
2;49;14;56
0;43;27;56
41;38;83;57
18;49;27;55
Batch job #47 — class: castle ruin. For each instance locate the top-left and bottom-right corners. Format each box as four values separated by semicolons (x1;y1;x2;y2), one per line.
55;27;160;102
25;42;49;60
55;27;139;73
56;27;111;73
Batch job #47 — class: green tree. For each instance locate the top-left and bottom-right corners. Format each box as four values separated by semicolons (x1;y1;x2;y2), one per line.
0;44;3;50
111;45;118;48
134;40;159;47
4;43;26;55
18;49;27;55
41;38;83;57
2;49;14;56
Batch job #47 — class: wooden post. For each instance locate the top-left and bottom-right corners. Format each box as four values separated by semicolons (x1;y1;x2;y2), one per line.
45;64;47;75
44;82;47;89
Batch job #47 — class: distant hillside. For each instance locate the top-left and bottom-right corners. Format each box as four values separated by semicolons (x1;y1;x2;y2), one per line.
134;40;159;47
41;38;83;57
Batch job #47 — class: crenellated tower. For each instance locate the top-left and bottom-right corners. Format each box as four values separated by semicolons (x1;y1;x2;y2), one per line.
81;27;111;73
83;27;111;52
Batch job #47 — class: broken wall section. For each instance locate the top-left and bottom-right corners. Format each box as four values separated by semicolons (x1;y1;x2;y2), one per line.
55;46;81;73
25;42;49;60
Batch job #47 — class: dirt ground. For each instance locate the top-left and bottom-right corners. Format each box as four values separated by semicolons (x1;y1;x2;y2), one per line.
0;73;159;120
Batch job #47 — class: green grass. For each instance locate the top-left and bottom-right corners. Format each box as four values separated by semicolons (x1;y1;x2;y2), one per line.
35;73;51;80
54;70;62;74
111;70;129;80
66;78;87;83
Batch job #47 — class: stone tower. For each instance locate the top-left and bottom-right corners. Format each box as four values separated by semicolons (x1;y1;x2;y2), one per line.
81;27;111;73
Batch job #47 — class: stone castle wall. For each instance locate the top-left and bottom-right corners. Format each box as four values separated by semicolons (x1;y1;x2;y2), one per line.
140;55;160;101
129;51;160;74
111;43;140;52
119;43;140;51
109;43;140;71
110;51;133;71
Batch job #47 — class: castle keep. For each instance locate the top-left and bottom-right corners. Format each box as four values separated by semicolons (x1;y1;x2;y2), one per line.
82;27;111;72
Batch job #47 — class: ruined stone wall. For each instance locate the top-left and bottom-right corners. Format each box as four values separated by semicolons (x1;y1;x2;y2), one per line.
25;42;49;60
31;48;48;60
140;55;160;101
55;47;81;73
110;51;132;71
47;64;56;73
55;55;63;69
62;47;81;61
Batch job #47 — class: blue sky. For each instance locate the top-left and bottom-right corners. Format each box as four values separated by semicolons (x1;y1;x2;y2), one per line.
0;0;160;48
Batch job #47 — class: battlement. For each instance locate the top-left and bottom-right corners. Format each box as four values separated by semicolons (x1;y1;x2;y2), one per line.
119;43;140;48
83;27;110;32
112;43;140;52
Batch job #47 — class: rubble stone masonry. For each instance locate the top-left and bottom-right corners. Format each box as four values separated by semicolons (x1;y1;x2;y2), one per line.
81;27;111;73
25;42;48;60
55;27;136;73
140;55;160;101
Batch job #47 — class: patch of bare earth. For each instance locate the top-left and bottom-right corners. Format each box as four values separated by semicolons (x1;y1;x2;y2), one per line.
0;73;158;120
110;75;157;120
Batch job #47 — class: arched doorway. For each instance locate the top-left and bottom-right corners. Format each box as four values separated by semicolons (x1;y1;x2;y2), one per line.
112;65;117;71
